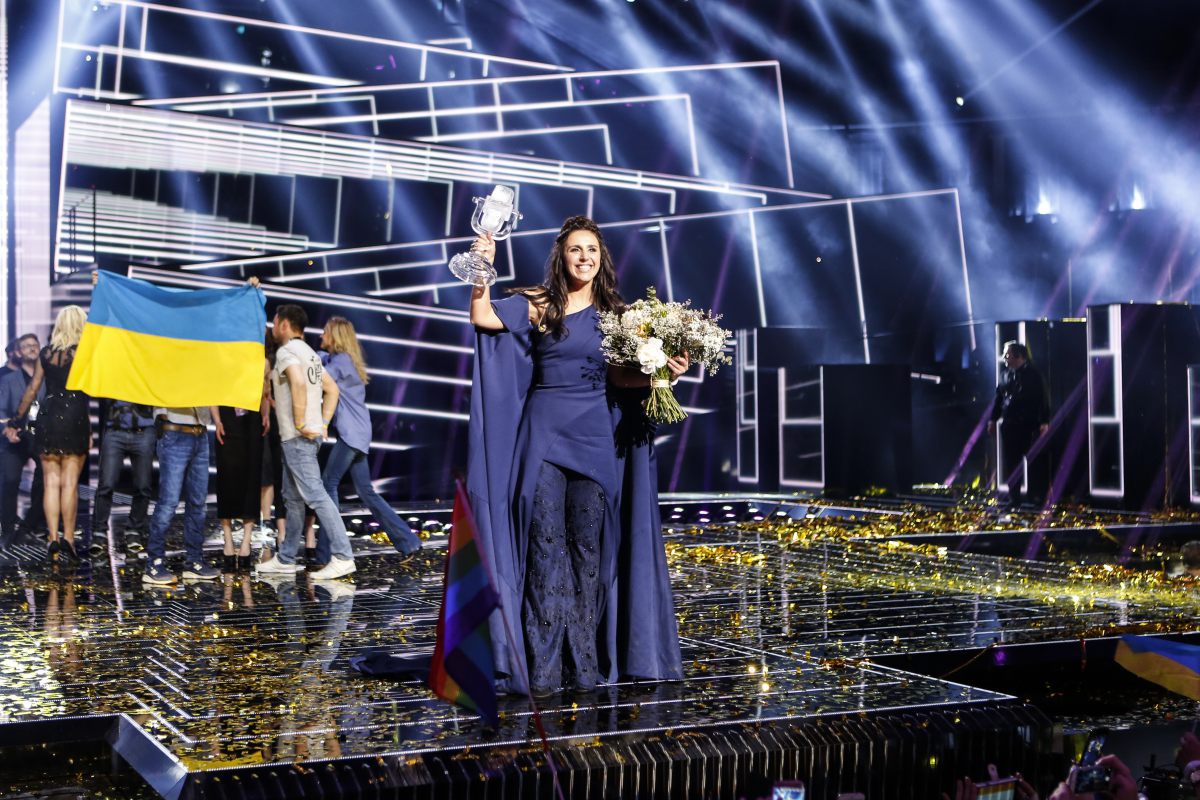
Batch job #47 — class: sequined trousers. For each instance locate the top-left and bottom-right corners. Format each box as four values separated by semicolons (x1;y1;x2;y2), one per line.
523;462;604;693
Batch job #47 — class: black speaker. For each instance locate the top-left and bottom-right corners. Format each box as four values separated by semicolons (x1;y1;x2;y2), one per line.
735;327;911;495
1087;303;1200;509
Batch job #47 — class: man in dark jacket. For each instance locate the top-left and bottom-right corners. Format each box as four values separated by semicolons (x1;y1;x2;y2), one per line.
987;341;1049;509
0;334;45;550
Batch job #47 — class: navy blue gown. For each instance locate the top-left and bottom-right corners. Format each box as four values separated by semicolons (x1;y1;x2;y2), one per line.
467;295;682;694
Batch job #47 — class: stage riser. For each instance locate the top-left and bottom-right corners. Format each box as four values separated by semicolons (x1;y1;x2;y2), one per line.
177;705;1051;800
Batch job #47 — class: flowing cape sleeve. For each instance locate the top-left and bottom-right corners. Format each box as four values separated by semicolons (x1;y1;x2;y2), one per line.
608;390;684;681
466;294;534;692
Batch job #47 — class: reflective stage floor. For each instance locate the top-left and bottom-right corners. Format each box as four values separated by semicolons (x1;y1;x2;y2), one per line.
0;495;1197;798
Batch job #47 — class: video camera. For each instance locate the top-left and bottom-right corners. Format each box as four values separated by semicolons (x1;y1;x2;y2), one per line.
1138;764;1196;800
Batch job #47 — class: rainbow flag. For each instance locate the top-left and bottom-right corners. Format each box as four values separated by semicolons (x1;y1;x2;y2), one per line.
429;480;500;726
68;272;266;410
1114;634;1200;700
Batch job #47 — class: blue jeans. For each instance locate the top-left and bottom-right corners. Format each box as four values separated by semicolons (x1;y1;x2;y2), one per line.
280;437;352;564
147;430;209;563
315;439;420;563
93;428;156;535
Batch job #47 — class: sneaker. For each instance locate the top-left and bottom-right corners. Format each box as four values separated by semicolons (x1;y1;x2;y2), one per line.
256;555;300;575
143;558;177;585
310;557;356;581
390;534;423;557
182;561;219;581
256;572;295;591
316;580;356;602
125;530;145;553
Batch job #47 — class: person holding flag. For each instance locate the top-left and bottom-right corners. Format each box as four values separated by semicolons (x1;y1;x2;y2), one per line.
67;270;268;582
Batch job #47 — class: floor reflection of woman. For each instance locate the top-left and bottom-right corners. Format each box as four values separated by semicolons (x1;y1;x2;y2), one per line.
44;582;82;678
467;215;685;695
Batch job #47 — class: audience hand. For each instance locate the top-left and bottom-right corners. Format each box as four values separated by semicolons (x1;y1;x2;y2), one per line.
1178;731;1200;767
300;424;324;440
248;276;261;288
941;776;979;800
1096;754;1138;800
3;427;18;444
213;417;226;445
1051;756;1138;800
1047;779;1073;800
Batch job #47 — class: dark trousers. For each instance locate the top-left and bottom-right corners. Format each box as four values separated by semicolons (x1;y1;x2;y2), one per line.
1000;422;1038;506
314;439;420;564
523;462;604;692
93;427;156;535
214;409;263;520
1;439;43;541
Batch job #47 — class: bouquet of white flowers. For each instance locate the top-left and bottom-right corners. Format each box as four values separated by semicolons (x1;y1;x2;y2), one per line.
598;286;732;423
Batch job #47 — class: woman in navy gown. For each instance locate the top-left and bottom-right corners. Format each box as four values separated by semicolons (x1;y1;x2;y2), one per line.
467;215;686;695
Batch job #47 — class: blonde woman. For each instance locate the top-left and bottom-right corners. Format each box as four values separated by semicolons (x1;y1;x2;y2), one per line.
310;316;420;565
15;306;92;560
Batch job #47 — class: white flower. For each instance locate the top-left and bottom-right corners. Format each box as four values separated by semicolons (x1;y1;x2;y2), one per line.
636;337;668;374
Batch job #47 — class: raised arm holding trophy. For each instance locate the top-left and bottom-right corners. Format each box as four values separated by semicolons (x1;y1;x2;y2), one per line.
447;185;523;287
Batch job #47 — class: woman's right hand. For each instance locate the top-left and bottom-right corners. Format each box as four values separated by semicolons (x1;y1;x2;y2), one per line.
472;232;496;264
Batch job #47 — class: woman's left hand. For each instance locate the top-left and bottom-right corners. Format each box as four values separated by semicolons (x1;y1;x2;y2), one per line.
666;350;690;380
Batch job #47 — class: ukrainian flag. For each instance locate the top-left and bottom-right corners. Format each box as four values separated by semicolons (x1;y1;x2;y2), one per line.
1114;634;1200;700
68;272;266;410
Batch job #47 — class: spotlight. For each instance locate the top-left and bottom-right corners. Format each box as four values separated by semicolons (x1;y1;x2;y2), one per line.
955;96;964;107
1130;185;1146;210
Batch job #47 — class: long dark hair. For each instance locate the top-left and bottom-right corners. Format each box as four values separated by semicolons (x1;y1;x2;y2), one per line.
509;215;623;336
264;325;279;363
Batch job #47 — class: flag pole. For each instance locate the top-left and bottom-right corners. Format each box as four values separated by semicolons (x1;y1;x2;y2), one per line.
492;596;565;800
456;479;565;800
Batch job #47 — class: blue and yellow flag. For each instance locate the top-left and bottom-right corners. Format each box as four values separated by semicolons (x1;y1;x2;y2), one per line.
1114;634;1200;700
68;272;266;410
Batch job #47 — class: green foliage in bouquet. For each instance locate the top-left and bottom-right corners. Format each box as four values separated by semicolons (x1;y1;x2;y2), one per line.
598;286;732;424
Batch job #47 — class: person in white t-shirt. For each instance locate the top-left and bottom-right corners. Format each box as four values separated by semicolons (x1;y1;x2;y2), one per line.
256;304;356;581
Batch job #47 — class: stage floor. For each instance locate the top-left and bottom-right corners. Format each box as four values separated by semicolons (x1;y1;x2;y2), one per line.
0;495;1197;798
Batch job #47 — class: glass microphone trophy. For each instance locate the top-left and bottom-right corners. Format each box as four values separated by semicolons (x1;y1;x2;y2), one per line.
448;185;523;287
